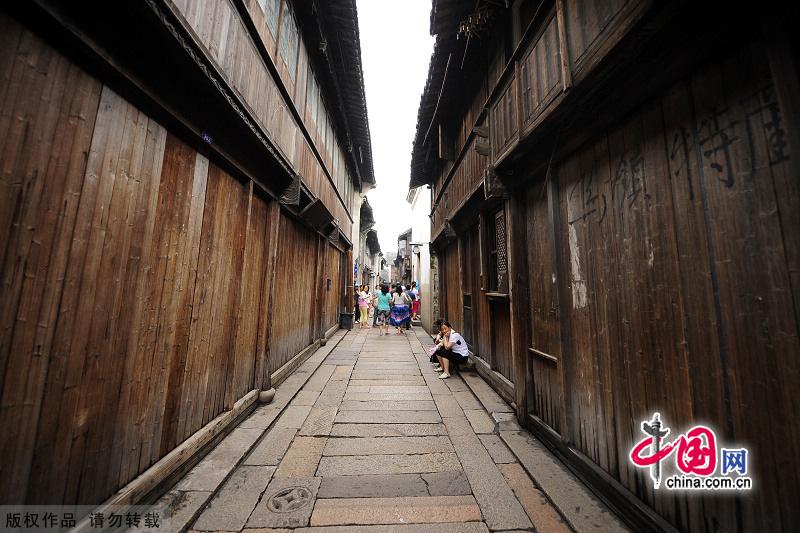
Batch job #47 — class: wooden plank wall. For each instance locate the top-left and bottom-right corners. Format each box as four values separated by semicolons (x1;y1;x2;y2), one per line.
268;212;318;374
171;0;354;238
524;41;800;532
0;16;341;507
440;241;462;333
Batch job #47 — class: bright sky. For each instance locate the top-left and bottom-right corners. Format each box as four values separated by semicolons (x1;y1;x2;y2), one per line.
357;0;434;253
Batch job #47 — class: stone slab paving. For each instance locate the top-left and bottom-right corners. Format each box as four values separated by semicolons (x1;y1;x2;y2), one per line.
322;436;453;456
317;474;430;498
432;394;464;418
274;405;313;429
366;385;430;394
343;392;432;402
175;326;626;532
294;524;489;533
329;423;448;437
194;466;276;531
148;489;212;532
478;434;517;464
442;415;532;531
175;428;264;491
347;377;426;386
298;406;338;437
273;437;327;478
244;428;297;466
314;471;471;499
309;495;481;526
293;390;322;406
464;408;497;434
498;462;572;533
246;477;322;529
316;452;462;476
338;400;437;411
334;410;442;424
501;430;629;533
453;390;483;410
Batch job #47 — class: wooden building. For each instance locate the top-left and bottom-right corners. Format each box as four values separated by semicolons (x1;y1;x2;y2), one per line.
0;0;373;510
356;198;382;286
409;0;799;531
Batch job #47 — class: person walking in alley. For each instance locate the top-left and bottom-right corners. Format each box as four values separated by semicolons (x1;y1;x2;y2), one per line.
357;285;370;329
374;284;392;336
389;284;411;335
410;281;420;321
372;284;381;326
404;284;414;330
431;320;469;379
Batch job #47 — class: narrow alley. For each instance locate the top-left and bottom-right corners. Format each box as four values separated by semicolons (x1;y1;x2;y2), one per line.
147;327;626;532
2;1;798;531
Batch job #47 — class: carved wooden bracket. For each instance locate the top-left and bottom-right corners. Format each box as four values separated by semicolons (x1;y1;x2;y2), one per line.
443;219;457;240
484;165;509;200
279;173;301;205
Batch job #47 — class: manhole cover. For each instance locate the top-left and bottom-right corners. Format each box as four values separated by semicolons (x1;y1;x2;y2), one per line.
267;486;313;513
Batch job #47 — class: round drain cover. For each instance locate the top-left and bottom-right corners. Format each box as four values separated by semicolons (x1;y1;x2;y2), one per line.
267;486;313;513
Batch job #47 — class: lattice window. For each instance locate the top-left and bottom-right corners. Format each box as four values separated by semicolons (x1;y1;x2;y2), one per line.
486;208;508;292
496;210;507;275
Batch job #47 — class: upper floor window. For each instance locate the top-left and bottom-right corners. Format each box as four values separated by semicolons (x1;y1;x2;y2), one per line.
279;2;298;79
306;68;316;123
259;0;280;37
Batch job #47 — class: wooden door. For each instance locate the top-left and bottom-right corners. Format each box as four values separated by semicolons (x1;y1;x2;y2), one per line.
525;180;563;434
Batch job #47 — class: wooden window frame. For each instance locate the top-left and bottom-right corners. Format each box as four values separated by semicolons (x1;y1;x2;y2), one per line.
261;0;280;37
481;206;508;294
278;1;299;79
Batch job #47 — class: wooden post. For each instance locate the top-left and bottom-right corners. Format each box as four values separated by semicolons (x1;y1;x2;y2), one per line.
254;198;281;402
547;173;572;441
345;248;354;326
313;234;327;341
556;0;573;92
506;189;531;420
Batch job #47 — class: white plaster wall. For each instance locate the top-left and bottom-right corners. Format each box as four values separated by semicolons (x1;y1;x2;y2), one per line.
408;187;433;333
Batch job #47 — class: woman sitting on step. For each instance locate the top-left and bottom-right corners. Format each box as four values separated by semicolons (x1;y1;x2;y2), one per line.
431;321;469;379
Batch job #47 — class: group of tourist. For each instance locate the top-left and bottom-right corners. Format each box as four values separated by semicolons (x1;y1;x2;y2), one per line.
354;284;469;379
356;282;420;335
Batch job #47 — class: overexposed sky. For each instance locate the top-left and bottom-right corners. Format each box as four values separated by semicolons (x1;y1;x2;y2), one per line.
357;0;434;253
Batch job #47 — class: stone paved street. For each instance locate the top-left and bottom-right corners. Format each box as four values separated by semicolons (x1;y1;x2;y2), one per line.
147;327;629;532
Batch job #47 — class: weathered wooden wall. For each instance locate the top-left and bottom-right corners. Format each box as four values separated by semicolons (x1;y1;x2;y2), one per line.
440;241;462;334
523;40;800;533
268;213;318;374
172;0;355;237
0;16;342;507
